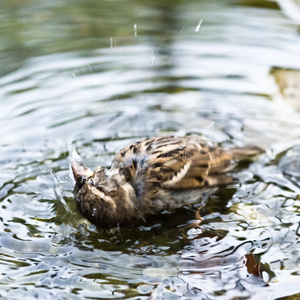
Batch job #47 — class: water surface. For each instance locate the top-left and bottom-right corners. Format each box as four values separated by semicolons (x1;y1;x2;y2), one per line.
1;0;300;299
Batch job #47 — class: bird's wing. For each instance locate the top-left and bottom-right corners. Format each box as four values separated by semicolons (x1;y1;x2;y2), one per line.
145;136;234;189
110;136;247;190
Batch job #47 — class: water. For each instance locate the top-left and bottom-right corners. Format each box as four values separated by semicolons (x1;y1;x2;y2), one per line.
1;0;300;299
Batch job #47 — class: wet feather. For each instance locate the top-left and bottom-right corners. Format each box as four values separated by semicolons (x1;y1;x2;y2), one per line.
72;136;263;227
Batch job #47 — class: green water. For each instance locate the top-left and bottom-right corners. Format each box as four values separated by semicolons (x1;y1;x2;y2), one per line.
0;0;300;299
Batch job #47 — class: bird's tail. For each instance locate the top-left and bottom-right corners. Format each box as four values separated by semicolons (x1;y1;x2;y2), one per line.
228;145;264;161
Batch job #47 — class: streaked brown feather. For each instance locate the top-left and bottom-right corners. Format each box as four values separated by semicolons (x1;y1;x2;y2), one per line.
72;135;263;227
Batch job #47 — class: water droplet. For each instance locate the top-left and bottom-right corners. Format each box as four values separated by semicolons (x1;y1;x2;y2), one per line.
134;23;137;37
206;122;215;128
195;19;203;32
92;207;97;217
176;26;185;41
150;50;155;66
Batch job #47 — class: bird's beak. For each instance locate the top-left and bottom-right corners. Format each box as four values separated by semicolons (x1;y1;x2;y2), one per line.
71;161;94;182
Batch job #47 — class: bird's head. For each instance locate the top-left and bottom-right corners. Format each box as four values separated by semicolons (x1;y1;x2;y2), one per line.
71;161;118;227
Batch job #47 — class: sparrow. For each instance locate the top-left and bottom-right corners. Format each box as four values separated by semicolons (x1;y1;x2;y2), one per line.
71;135;262;228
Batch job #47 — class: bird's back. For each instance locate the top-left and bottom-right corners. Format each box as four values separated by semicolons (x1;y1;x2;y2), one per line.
109;136;260;191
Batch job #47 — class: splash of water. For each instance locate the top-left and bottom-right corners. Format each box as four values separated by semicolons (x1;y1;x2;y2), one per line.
68;139;81;164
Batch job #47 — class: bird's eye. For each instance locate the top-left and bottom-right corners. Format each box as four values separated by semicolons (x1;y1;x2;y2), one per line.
88;178;95;186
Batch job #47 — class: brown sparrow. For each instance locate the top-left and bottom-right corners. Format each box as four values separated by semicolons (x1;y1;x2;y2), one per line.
71;136;262;228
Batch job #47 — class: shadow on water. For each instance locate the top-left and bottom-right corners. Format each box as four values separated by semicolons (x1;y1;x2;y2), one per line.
1;0;300;299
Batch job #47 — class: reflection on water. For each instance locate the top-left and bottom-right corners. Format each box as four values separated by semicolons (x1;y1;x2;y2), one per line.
1;0;300;299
